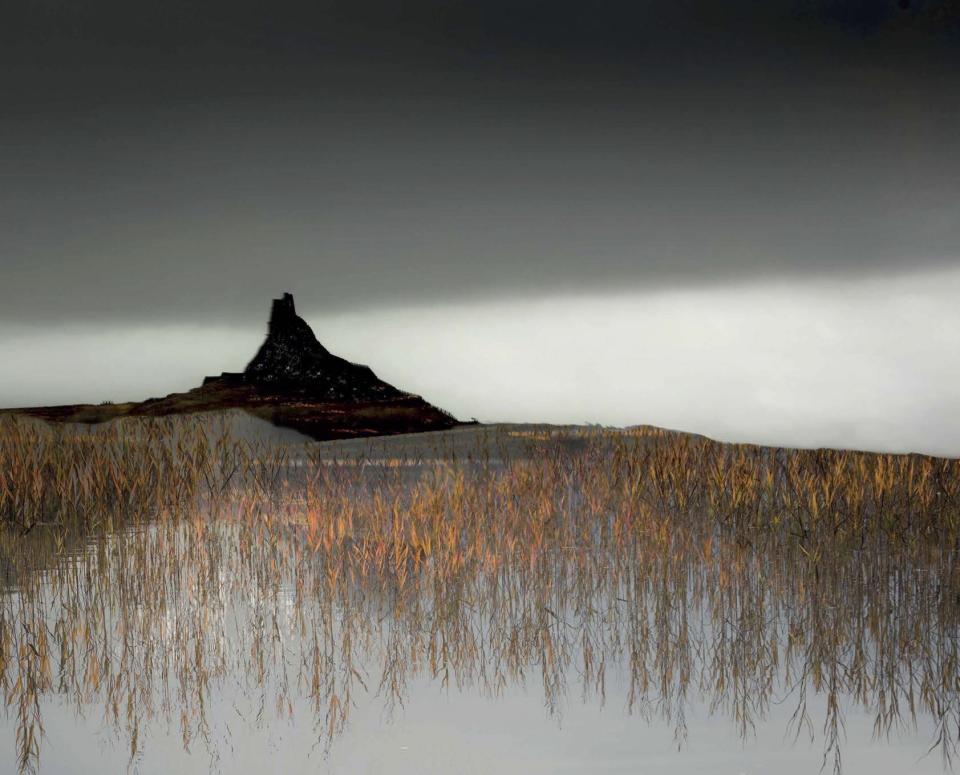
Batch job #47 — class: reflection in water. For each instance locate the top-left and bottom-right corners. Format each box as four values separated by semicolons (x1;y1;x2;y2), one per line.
1;419;959;773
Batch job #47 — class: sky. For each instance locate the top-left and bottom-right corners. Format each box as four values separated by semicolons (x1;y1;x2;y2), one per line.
2;1;959;453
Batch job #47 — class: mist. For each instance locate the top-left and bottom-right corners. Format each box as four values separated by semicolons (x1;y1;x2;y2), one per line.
4;268;958;456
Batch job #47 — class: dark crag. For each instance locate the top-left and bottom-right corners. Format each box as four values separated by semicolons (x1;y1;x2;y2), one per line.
241;293;401;401
4;293;466;440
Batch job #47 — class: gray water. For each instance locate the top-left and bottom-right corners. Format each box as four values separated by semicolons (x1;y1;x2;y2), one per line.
0;423;956;774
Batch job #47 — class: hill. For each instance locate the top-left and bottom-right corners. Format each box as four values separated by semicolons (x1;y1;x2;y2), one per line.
1;293;467;440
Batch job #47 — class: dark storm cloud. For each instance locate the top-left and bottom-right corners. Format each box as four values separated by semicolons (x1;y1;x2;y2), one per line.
1;1;959;323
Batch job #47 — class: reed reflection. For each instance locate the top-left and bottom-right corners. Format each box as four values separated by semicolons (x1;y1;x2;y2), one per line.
1;418;958;773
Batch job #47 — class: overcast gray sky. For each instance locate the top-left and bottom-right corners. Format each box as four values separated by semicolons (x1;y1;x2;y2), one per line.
2;0;959;322
2;1;959;452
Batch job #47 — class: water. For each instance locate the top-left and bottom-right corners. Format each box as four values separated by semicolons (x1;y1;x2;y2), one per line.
0;424;957;773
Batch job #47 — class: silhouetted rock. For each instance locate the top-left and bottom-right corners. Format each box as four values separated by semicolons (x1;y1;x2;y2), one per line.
4;292;468;441
242;293;402;401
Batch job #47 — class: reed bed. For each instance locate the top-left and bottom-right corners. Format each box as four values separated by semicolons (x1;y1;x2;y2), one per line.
0;415;292;532
0;417;958;773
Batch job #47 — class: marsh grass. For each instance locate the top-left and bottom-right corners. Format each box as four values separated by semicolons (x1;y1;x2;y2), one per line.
0;417;958;773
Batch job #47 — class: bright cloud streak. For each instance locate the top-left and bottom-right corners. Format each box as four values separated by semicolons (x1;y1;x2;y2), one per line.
3;268;959;456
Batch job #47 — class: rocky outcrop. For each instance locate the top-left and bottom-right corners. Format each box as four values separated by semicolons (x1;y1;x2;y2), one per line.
241;293;402;401
5;292;468;441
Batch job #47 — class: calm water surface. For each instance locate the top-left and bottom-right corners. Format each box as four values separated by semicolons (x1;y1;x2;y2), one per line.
0;426;957;774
